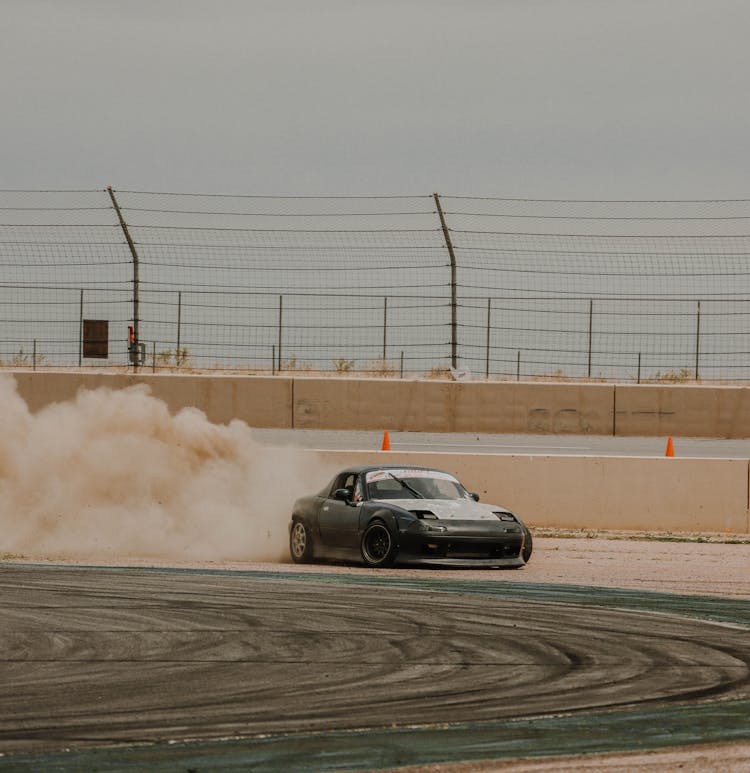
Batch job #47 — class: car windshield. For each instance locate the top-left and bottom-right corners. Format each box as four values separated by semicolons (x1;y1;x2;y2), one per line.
366;469;469;501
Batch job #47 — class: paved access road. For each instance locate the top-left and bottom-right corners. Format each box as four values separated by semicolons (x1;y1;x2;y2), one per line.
252;428;750;457
1;565;749;771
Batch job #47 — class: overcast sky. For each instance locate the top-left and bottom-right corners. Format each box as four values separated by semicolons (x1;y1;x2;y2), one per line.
3;0;749;197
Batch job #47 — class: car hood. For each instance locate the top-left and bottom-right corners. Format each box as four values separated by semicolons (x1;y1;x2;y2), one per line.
373;498;513;522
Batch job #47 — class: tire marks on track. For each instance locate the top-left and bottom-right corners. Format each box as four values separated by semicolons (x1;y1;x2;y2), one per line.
0;565;749;757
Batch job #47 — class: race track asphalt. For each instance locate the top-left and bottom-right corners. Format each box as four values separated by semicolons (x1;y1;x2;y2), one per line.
1;565;749;771
252;428;750;458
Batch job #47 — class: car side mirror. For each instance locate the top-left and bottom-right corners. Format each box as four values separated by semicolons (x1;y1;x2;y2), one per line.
334;487;352;502
470;492;480;502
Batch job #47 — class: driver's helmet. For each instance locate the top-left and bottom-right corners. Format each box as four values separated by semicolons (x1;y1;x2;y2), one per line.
419;477;441;498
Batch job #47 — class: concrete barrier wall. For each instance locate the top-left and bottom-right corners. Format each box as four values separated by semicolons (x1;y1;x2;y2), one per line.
294;378;614;433
8;372;614;434
318;450;750;534
10;372;294;429
615;384;750;438
7;371;750;438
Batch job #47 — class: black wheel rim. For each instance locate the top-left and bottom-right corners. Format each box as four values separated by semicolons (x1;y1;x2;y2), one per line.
363;524;391;563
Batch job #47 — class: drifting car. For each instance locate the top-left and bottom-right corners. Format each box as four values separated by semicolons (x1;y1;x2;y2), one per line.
289;465;532;568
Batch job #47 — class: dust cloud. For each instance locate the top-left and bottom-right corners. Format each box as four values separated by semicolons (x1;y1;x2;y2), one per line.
0;375;336;563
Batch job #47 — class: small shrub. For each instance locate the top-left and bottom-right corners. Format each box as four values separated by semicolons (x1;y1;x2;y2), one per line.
548;368;566;379
332;357;355;373
282;356;312;372
368;359;396;377
148;348;189;368
175;347;189;367
156;349;173;367
653;368;691;383
11;349;29;367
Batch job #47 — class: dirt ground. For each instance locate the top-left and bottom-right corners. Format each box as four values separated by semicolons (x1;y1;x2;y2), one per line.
7;532;750;772
512;530;750;599
16;529;747;599
392;741;750;773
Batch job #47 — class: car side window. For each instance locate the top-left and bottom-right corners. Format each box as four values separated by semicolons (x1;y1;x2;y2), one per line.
330;473;356;498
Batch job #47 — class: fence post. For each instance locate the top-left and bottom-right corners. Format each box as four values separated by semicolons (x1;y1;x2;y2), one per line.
272;345;276;376
107;186;141;370
383;296;388;361
695;300;701;380
78;288;83;367
485;298;491;378
176;290;182;366
33;339;37;371
152;341;156;373
400;350;404;378
637;352;642;384
587;299;593;378
516;350;521;381
277;294;283;371
433;193;458;368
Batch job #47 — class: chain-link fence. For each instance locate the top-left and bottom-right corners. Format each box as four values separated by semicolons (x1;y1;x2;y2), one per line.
2;189;750;381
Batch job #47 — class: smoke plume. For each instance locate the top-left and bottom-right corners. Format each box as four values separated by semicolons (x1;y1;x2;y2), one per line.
0;375;335;563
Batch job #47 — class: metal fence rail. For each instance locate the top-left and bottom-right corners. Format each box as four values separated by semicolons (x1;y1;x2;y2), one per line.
2;189;750;381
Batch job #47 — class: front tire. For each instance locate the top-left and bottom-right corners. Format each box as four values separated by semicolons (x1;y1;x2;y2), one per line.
361;521;397;567
290;519;314;564
522;526;533;564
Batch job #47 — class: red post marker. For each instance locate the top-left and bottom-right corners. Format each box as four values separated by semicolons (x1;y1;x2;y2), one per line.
128;325;134;344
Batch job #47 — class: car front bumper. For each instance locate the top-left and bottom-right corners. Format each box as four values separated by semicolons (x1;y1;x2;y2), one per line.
396;519;525;567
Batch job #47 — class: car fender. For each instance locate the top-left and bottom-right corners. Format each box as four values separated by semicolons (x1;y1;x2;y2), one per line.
359;504;414;544
289;510;312;538
291;495;324;536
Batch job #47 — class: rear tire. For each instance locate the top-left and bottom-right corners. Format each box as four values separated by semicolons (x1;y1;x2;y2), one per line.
361;521;397;567
290;519;314;564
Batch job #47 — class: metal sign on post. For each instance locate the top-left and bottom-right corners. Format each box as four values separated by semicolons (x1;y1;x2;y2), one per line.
82;320;109;359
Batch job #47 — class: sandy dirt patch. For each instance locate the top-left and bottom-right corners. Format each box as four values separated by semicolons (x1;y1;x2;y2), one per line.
391;741;750;773
8;530;749;600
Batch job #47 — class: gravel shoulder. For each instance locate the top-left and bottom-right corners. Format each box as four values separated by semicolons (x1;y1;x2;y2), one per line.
7;530;749;600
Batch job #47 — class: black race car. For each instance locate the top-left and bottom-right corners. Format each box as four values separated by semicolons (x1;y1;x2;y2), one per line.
289;465;532;568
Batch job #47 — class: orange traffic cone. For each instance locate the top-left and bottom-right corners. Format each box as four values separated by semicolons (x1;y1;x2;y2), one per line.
665;436;674;457
381;430;391;451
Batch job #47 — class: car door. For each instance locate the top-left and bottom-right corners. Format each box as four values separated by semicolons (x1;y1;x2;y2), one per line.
318;472;361;548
